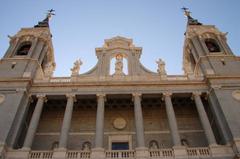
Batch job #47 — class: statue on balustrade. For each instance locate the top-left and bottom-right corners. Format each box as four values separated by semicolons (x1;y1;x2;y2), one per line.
71;59;82;76
149;140;159;149
82;141;91;151
156;58;167;75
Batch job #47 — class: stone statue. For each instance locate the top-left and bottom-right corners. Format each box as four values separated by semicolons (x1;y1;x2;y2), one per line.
156;58;166;75
149;140;159;149
114;54;124;75
71;59;82;76
44;62;55;77
82;142;91;151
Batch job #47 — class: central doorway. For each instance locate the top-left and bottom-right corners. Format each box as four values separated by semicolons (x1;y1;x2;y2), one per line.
109;135;132;150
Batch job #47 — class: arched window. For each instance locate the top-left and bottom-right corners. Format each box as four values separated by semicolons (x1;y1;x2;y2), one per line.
205;39;220;53
16;42;32;56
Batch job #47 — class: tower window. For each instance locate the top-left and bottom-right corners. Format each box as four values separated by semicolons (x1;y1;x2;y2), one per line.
205;39;220;53
16;42;32;56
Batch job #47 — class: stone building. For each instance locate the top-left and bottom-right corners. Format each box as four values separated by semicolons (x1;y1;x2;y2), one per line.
0;10;240;159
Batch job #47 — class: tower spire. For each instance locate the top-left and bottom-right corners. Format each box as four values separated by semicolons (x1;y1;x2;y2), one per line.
182;7;202;25
34;9;55;28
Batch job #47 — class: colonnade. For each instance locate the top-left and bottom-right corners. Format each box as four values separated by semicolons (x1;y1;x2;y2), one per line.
21;92;217;150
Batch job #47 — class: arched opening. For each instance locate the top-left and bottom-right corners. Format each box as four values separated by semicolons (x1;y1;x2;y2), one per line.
16;42;32;56
205;39;221;53
110;54;128;75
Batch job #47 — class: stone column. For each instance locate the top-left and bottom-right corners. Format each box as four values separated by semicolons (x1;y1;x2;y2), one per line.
22;94;46;149
58;94;75;149
133;93;145;148
163;92;181;146
192;92;217;145
94;93;105;149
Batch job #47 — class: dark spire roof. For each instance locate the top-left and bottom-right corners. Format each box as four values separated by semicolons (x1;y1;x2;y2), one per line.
34;9;55;28
182;7;202;26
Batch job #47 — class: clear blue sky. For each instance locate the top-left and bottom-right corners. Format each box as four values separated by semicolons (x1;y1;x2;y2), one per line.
0;0;239;76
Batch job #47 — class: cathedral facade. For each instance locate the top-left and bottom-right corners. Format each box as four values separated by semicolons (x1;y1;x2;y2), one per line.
0;11;240;159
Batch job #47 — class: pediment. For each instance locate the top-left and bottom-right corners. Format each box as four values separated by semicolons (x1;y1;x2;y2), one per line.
104;36;134;49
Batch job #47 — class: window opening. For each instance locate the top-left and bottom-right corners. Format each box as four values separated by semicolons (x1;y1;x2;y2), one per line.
205;39;220;53
16;42;32;56
112;142;129;150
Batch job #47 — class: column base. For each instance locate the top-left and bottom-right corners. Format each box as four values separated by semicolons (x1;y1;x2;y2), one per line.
209;144;234;158
0;142;6;159
232;138;240;157
173;146;187;159
6;148;30;159
53;148;67;159
91;148;105;159
135;147;149;159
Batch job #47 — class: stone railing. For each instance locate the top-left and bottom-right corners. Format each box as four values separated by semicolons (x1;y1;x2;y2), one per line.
186;147;211;157
29;150;53;159
149;149;174;158
105;150;135;159
66;151;91;159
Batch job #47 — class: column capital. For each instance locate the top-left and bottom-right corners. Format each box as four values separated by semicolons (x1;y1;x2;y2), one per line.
66;93;76;102
96;93;106;101
192;91;202;97
36;94;47;102
132;92;142;97
162;92;172;97
96;93;106;98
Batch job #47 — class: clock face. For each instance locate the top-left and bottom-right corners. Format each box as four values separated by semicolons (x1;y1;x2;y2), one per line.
232;90;240;101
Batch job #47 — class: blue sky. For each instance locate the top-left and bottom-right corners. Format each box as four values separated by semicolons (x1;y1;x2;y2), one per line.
0;0;239;76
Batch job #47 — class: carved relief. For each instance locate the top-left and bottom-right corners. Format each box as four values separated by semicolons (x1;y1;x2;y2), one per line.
0;94;5;105
232;90;240;101
113;117;127;130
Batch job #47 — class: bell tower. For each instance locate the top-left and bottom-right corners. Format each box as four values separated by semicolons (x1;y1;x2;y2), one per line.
0;11;55;80
183;8;240;153
182;9;239;77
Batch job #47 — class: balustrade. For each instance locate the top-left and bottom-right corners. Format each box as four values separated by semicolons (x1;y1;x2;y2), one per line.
29;151;53;159
187;147;211;157
149;149;174;158
105;150;135;159
66;151;91;159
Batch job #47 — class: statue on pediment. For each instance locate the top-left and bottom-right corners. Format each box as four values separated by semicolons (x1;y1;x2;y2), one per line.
156;58;166;75
71;59;82;76
114;54;125;76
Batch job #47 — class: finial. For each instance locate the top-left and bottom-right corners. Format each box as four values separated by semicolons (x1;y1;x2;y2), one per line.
45;9;55;21
181;7;202;26
181;7;191;18
34;9;55;28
